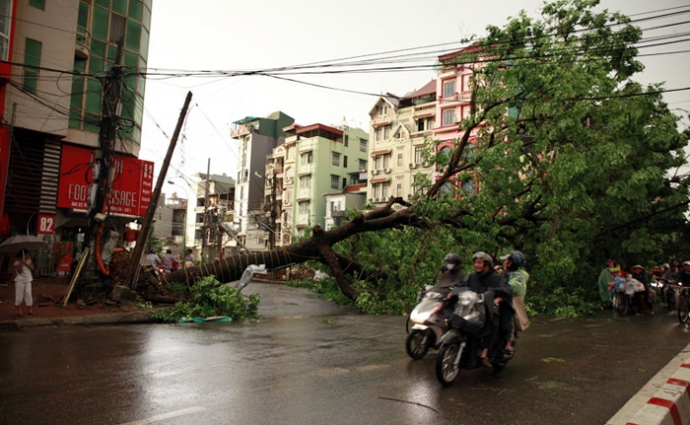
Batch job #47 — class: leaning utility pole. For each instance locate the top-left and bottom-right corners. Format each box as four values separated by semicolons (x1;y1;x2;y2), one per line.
83;45;123;276
124;92;193;288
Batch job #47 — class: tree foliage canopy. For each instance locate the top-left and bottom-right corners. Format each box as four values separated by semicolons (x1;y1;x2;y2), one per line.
318;0;690;315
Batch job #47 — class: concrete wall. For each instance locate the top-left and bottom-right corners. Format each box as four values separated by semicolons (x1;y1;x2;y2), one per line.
7;0;77;136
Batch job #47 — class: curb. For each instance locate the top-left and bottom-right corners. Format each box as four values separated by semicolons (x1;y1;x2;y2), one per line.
608;343;690;425
0;311;154;329
625;359;690;425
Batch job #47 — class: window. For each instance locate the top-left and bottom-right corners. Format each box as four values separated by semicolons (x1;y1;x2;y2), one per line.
110;14;126;44
331;175;339;189
23;39;42;93
29;0;44;9
300;175;311;188
381;105;388;116
397;154;403;167
344;135;349;147
332;153;340;166
417;119;425;132
462;180;477;195
375;156;382;170
443;80;456;97
382;182;390;198
442;109;455;126
461;74;471;92
397;183;402;197
0;0;12;60
359;138;367;152
384;126;391;140
383;155;390;168
373;184;380;198
375;127;383;141
299;201;309;214
415;147;423;164
343;156;348;168
300;152;313;165
359;159;367;171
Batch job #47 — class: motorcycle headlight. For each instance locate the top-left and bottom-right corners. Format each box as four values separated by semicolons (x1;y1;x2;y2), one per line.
410;309;432;324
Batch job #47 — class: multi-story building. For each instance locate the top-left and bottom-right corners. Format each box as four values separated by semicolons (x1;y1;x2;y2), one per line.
434;46;481;195
367;80;436;206
323;183;366;231
230;111;294;251
268;123;369;244
185;173;236;260
152;193;186;254
0;0;153;259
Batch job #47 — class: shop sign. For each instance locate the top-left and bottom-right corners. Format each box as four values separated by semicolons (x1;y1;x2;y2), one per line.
57;144;154;217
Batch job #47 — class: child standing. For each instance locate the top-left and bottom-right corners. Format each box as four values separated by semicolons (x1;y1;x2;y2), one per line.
14;249;35;316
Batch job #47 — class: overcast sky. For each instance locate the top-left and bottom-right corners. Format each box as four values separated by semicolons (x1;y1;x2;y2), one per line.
139;0;690;196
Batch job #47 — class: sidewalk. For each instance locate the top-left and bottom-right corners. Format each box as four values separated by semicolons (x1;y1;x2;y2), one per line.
0;278;352;329
0;277;134;327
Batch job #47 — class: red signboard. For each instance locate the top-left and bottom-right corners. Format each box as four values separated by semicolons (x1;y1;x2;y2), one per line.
37;214;56;235
57;144;154;217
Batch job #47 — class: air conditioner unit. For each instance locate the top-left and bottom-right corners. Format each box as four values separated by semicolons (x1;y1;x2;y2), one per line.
384;168;392;174
409;163;417;169
423;162;431;168
372;169;380;175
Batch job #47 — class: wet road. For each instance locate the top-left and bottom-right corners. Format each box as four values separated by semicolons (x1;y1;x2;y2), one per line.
1;305;689;424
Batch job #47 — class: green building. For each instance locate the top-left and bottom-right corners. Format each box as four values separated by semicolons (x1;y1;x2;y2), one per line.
69;0;152;152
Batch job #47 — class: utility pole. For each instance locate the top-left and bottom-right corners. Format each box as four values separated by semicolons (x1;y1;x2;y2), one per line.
124;92;193;288
203;158;210;262
268;175;277;250
83;45;123;276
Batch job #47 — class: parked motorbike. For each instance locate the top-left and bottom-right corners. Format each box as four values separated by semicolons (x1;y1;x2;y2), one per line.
405;287;451;360
435;287;514;386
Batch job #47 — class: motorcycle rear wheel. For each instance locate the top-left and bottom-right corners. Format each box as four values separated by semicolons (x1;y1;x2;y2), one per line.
435;343;460;386
614;293;629;316
405;329;430;360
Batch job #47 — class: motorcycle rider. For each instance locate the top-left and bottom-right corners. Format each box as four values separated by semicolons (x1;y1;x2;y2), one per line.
631;265;653;315
500;250;529;352
431;253;468;294
466;251;514;368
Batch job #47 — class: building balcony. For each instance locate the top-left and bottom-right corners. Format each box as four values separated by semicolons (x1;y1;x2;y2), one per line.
331;210;346;218
437;92;471;105
231;126;251;138
75;26;90;59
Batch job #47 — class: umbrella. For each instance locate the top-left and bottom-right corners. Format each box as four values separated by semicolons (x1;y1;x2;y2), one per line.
0;235;48;253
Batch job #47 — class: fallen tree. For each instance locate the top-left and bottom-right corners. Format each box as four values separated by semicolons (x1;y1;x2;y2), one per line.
144;0;690;315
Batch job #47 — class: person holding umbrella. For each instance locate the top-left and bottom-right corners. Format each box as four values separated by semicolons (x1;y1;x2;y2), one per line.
14;249;35;316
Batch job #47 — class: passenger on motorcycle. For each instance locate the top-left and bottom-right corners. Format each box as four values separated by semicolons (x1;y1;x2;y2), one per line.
466;251;514;368
631;265;653;315
431;253;468;295
678;262;690;287
500;250;529;352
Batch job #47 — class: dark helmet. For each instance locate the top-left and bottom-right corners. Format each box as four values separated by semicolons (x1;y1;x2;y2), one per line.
500;250;526;268
444;253;462;265
472;251;493;267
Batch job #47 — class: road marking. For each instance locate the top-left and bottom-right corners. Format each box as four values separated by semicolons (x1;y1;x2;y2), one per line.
117;407;207;425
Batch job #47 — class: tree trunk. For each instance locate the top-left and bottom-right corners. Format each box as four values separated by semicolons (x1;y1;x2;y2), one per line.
159;200;422;297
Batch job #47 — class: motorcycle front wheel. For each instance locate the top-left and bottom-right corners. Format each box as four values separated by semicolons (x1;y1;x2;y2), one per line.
405;329;430;360
678;296;689;324
435;343;460;386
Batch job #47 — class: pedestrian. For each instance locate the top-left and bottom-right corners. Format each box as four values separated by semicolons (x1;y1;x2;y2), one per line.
146;249;162;268
185;248;195;266
162;249;178;271
14;249;35;317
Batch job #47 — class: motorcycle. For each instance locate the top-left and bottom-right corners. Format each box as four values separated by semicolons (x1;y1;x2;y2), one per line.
405;287;452;360
435;286;514;386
